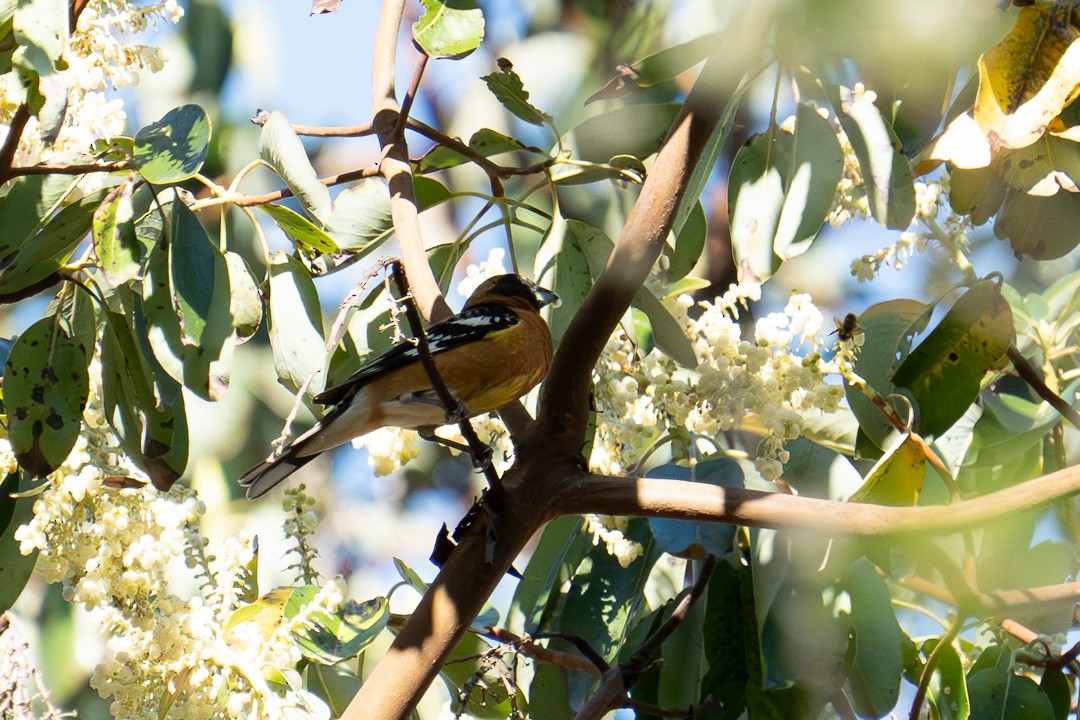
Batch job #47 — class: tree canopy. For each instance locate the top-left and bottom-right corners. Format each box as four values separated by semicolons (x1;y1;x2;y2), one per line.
3;1;1080;719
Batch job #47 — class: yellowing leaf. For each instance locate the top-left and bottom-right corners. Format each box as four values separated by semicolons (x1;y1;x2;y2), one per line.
929;112;992;169
975;6;1080;151
849;434;925;506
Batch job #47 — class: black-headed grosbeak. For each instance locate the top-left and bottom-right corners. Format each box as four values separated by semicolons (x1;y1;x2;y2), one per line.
240;273;558;498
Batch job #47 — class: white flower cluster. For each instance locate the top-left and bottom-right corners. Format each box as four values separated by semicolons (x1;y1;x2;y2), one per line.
456;247;509;298
0;0;181;180
827;87;876;228
353;426;421;476
848;178;956;283
12;366;341;719
582;514;642;568
588;284;855;488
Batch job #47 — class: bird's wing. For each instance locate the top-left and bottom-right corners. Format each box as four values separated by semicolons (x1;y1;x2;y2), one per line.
313;304;520;406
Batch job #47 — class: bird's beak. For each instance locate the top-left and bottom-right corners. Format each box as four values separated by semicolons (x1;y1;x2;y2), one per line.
534;285;560;308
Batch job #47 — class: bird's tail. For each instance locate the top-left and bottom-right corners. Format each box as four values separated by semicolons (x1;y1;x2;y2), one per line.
239;442;319;499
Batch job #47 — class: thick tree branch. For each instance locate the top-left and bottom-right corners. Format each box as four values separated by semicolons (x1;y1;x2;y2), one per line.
560;464;1080;537
370;0;450;323
536;55;727;449
346;55;730;720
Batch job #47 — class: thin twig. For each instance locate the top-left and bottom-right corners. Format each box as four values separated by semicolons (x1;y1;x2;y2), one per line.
394;54;428;140
1008;345;1080;431
0;104;31;181
909;614;964;720
485;628;602;675
634;555;716;660
250;114;374;138
370;0;450;323
1;161;129;177
224;165;381;208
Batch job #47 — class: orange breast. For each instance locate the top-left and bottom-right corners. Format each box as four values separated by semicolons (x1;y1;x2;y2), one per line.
356;309;554;426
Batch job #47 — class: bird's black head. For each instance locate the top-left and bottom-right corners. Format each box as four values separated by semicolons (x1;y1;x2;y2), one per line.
469;274;559;311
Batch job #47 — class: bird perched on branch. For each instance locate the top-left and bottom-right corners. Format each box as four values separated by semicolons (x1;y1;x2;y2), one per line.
240;273;558;499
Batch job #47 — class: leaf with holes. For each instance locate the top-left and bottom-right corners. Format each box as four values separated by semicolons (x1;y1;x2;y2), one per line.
4;317;90;476
892;281;1013;437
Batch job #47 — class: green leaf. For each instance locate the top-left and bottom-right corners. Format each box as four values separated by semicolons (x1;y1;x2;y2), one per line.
572;103;681;166
4;317;90;476
995;188;1080;260
0;174;78;269
481;59;552;127
12;0;65;80
267;252;325;396
414;175;452;211
633;281;697;367
133;104;211;184
325;177;393;253
225;252;262;343
924;639;970;720
258;203;339;254
0;472;38;613
392;557;429;595
646;459;742;558
416;128;529;173
701;559;753;720
168;203;234;396
548;518;657;664
440;631;520;719
563;219;696;365
949;166;1007;225
1000;135;1080;195
412;0;484;60
773;104;844;260
728;130;787;281
892;281;1013;437
506;515;583;635
543;216;593;344
630;307;655;356
848;434;925;506
833;86;916;229
101;307;188;488
306;663;361;717
632;32;723;87
840;558;909;718
968;667;1055;720
0;189;104;298
259;109;332;221
668;201;707;282
139;197;229;401
93;182;142;284
287;589;389;665
659;584;706;711
1039;667;1070;720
